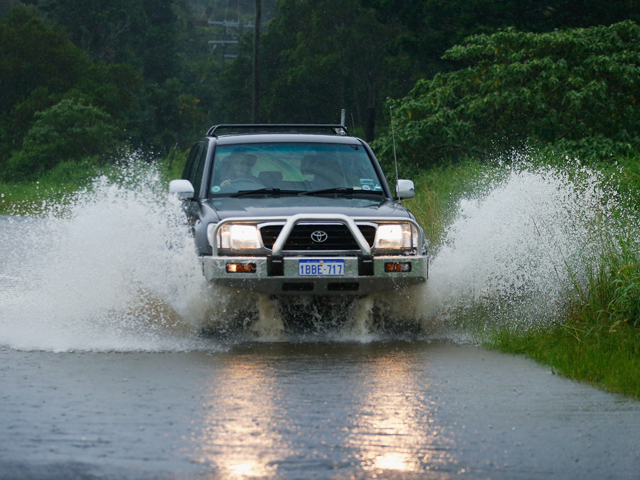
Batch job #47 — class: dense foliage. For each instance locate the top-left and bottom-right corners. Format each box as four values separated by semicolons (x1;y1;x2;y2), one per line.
214;0;640;140
214;0;413;140
7;99;120;177
374;21;640;168
0;4;208;179
2;1;640;179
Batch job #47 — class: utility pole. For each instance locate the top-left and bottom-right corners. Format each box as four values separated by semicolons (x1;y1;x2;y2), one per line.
252;0;261;123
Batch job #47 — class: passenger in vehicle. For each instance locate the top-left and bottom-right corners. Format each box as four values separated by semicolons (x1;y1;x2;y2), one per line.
300;155;344;189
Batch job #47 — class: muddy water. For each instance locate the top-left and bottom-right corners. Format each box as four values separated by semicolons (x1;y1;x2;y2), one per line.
1;342;639;480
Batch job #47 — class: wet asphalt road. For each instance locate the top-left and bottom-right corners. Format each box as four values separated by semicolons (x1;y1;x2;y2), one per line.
1;341;640;480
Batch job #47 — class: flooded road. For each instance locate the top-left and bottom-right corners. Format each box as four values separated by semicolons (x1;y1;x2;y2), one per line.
2;341;640;480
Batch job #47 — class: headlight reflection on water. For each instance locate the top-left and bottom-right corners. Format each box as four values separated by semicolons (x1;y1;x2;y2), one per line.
188;346;456;478
227;461;273;478
373;452;414;471
191;359;288;478
347;353;454;474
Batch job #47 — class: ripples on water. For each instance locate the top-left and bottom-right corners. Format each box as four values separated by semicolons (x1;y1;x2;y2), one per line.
0;156;630;351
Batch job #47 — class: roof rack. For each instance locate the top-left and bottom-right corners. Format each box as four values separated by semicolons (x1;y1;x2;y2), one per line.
206;124;350;137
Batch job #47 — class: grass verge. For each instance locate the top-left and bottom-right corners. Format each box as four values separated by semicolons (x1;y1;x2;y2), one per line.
490;320;640;399
0;160;97;216
486;176;640;399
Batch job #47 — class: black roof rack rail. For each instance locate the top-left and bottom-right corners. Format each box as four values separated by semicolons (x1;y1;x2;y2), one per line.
206;124;351;137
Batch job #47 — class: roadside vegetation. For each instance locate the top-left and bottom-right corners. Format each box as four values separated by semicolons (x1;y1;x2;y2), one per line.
0;150;188;216
489;216;640;400
0;160;96;215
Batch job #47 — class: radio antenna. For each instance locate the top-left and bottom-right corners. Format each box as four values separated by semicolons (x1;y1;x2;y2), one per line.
390;106;399;194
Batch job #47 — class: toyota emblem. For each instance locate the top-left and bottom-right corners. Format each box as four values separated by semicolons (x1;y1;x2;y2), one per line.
311;230;328;243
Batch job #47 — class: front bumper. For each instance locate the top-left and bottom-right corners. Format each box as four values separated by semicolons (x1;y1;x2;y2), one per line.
202;255;428;295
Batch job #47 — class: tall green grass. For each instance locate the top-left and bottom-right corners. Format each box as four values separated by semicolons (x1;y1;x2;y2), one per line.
0;159;99;216
475;153;640;398
488;232;640;398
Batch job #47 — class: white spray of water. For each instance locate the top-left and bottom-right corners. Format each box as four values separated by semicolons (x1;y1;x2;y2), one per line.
250;294;286;340
0;164;232;351
0;157;631;350
401;158;631;332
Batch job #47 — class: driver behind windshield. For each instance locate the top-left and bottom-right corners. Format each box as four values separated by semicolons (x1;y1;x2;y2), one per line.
219;153;259;187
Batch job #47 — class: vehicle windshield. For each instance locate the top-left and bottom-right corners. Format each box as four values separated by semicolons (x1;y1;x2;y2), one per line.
208;143;384;196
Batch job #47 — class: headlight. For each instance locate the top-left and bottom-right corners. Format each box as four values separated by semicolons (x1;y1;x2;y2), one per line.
209;224;262;249
374;223;418;251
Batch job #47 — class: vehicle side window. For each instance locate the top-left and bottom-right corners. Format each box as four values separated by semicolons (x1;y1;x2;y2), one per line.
182;143;207;197
192;144;208;196
182;144;201;181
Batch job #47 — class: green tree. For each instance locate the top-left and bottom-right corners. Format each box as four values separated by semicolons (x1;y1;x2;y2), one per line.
0;6;90;118
44;0;180;82
0;6;92;161
44;0;215;151
215;0;411;140
42;0;145;64
0;3;209;169
373;21;640;167
5;99;120;179
365;0;640;77
139;0;180;82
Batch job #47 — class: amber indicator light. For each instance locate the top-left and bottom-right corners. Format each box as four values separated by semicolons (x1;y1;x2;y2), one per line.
384;262;412;273
226;262;257;273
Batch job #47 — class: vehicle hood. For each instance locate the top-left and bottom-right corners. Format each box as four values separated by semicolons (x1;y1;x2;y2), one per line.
204;195;413;220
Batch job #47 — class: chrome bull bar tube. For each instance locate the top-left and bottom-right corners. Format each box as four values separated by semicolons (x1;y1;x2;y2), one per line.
271;214;371;256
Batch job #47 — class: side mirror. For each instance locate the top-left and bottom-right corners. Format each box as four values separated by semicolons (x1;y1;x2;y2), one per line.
169;179;195;200
396;179;415;200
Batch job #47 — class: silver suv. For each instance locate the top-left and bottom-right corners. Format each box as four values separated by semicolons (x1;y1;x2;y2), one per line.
170;124;428;296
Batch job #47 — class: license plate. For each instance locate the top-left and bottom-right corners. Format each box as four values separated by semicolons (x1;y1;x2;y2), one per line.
298;259;344;276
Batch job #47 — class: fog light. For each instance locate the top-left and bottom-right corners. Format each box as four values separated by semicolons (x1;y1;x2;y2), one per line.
384;262;411;273
226;262;257;273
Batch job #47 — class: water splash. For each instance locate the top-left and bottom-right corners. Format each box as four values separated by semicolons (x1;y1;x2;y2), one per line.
0;163;227;352
0;155;633;350
410;156;633;333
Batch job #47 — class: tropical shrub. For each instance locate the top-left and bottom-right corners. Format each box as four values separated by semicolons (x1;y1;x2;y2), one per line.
373;21;640;168
5;99;120;179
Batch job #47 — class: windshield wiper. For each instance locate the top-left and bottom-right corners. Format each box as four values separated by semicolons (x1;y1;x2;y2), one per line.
230;188;303;197
300;187;381;196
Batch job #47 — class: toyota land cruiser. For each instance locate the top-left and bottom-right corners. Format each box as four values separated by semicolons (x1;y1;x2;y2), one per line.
169;124;428;296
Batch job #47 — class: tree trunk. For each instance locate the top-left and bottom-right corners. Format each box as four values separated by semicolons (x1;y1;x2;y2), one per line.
252;0;261;123
365;107;375;142
365;83;376;142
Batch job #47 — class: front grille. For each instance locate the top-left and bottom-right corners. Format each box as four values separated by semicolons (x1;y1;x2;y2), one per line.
260;224;376;251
